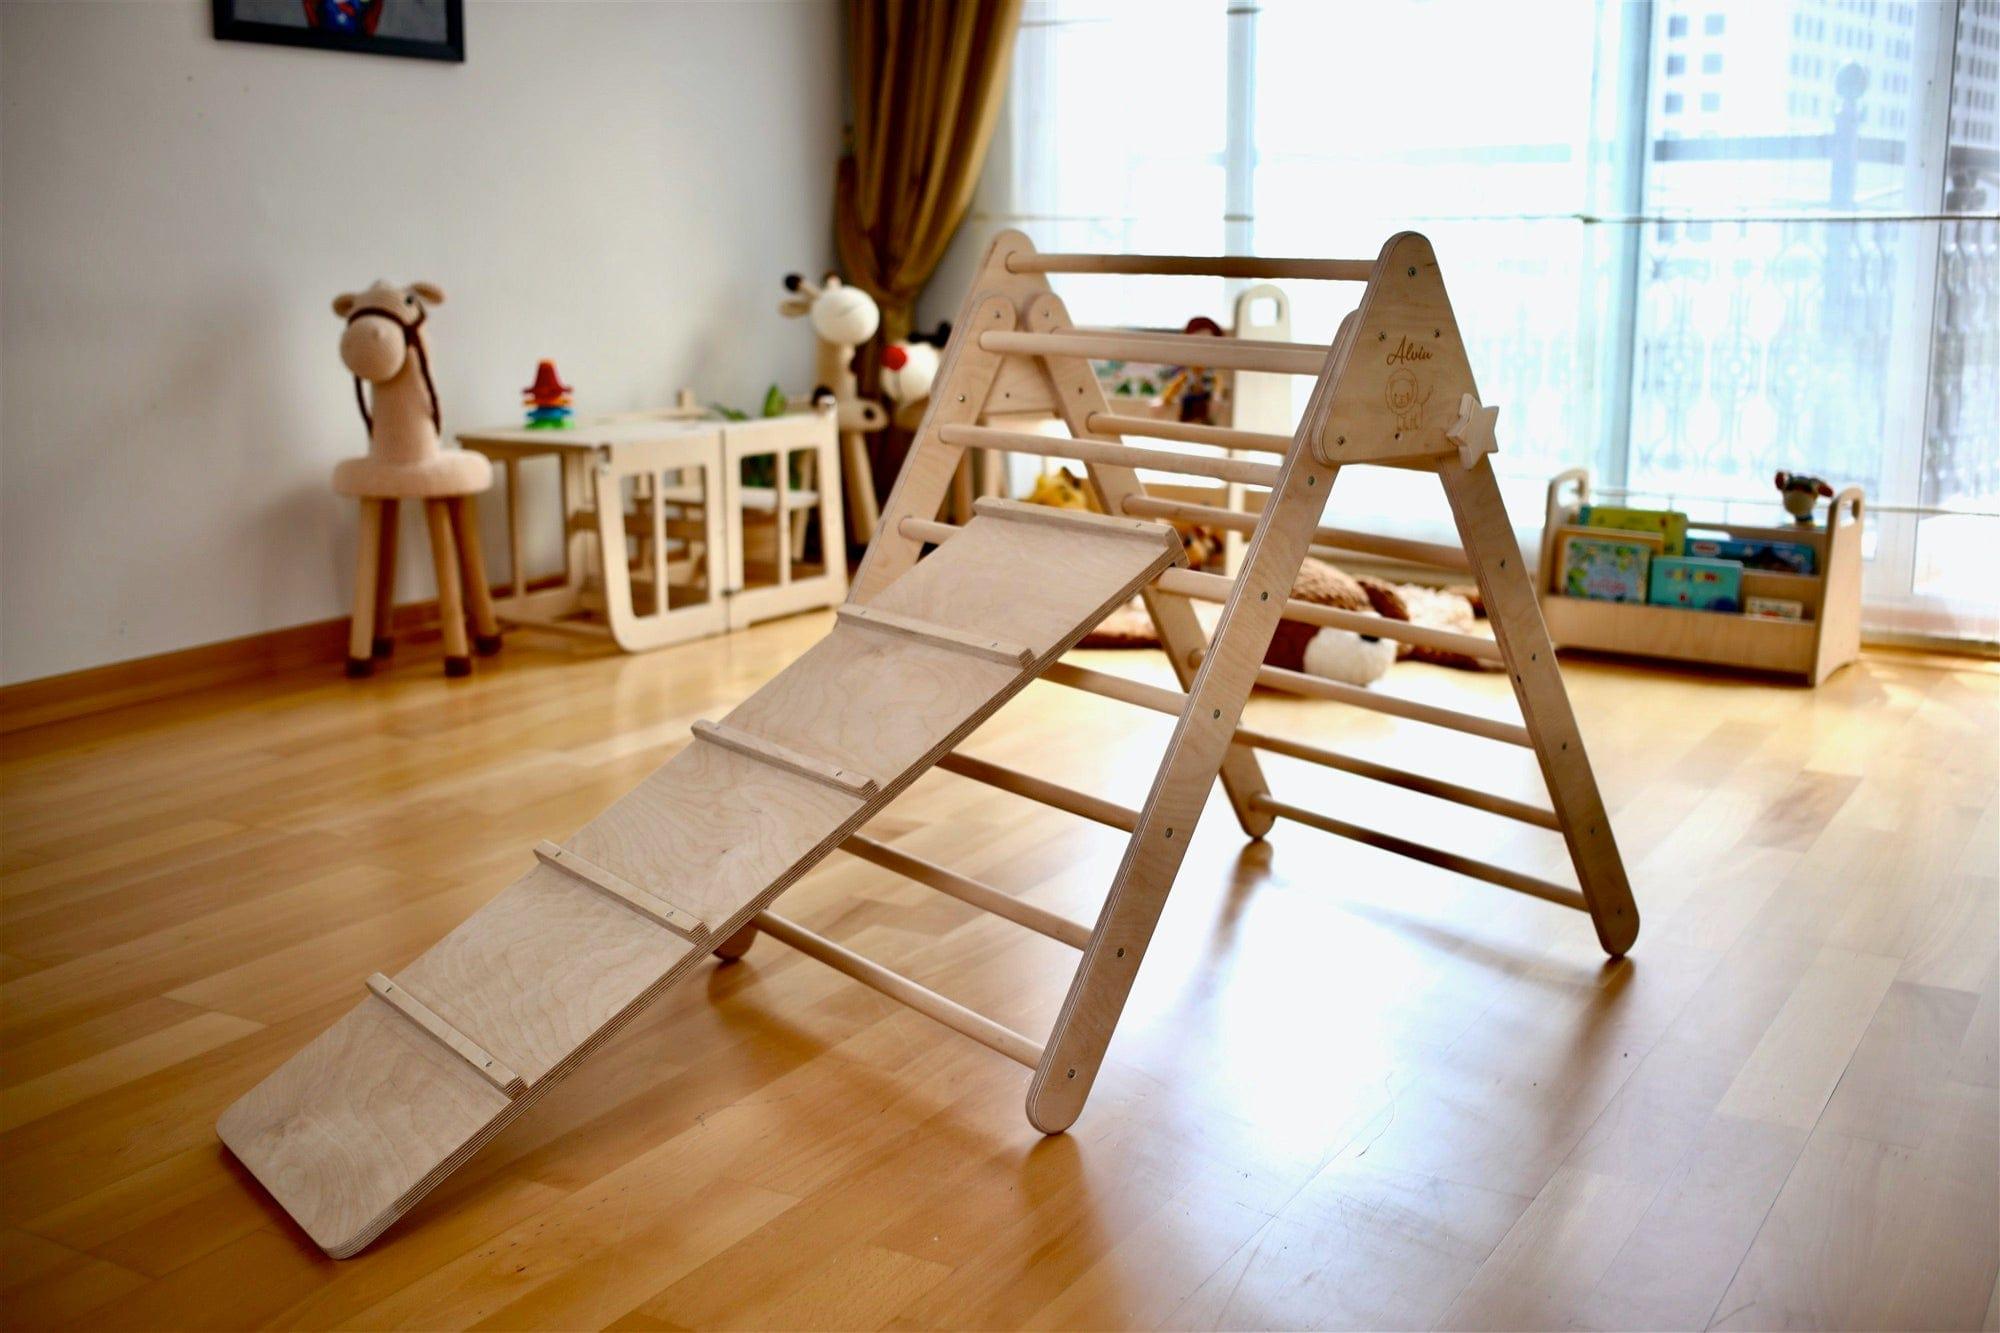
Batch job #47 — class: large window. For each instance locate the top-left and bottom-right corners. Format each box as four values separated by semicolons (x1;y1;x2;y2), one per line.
978;0;1998;642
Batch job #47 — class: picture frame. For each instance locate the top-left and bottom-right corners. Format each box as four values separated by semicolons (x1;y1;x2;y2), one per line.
212;0;464;64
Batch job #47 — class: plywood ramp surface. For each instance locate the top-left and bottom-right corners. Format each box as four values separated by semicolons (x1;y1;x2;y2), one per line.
216;507;1183;1257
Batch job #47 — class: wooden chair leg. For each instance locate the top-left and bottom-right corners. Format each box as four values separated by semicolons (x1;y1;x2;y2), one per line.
347;498;383;678
450;495;502;655
424;498;472;676
371;499;399;659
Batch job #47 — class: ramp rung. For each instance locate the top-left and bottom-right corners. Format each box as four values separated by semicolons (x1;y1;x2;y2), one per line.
366;974;526;1097
837;604;1033;667
1120;495;1474;572
900;516;961;545
1083;412;1294;456
1042;663;1560;829
937;751;1140;832
938;424;1281;488
1004;251;1374;281
754;911;1044;1067
533;840;707;940
1251;796;1588;912
1157;567;1505;663
691;720;880;797
843;834;1094;949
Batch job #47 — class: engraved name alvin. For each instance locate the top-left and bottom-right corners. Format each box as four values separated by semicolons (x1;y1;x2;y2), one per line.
1385;335;1432;366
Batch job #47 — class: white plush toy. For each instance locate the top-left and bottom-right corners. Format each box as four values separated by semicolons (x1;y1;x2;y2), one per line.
879;321;951;427
1301;628;1397;687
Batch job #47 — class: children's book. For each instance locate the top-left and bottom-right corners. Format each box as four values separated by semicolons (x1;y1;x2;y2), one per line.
1558;531;1654;603
1580;504;1687;555
1649;555;1743;612
1684;534;1816;575
1746;596;1806;621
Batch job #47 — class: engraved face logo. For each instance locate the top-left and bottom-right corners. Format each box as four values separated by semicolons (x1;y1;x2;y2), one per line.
1385;367;1429;431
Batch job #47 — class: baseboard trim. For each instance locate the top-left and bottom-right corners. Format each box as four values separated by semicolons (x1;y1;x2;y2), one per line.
0;603;454;736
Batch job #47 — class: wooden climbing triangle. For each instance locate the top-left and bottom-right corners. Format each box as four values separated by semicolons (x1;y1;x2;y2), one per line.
220;231;1637;1258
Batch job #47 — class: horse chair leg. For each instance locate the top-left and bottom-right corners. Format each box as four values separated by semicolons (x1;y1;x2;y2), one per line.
424;498;473;677
371;499;399;660
346;498;383;678
450;495;503;656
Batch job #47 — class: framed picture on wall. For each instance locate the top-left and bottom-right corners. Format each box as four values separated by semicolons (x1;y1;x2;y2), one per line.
212;0;464;64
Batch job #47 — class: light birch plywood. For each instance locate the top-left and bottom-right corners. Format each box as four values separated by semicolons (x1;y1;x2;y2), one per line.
216;502;1182;1257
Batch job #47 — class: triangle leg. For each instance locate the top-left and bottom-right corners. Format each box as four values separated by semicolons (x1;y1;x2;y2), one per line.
1435;457;1639;956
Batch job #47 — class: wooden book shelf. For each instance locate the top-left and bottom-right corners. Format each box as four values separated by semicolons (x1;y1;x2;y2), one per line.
1537;468;1863;684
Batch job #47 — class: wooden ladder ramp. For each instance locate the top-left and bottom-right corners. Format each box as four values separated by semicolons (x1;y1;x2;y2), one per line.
223;232;1638;1261
217;495;1183;1257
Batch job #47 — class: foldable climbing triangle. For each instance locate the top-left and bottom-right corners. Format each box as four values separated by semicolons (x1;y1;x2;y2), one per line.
221;231;1638;1257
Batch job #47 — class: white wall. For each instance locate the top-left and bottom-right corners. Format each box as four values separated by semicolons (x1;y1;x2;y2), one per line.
0;0;841;684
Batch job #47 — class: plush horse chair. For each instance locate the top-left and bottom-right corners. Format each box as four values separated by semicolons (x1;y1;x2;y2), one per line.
332;280;500;678
780;272;888;546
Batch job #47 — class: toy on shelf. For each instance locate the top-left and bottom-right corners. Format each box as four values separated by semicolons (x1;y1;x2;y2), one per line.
1774;470;1836;526
330;279;501;678
522;359;574;430
779;271;888;545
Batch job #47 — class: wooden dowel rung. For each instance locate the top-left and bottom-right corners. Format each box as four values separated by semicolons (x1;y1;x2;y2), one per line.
936;751;1140;832
837;604;1033;667
972;496;1184;555
752;911;1044;1067
1243;661;1533;747
937;424;1280;488
1250;796;1588;912
843;835;1094;949
979;329;1326;377
1083;412;1295;456
1157;568;1504;663
1232;730;1561;829
366;973;526;1096
691;720;879;797
1038;664;1558;829
1120;496;1474;572
1041;662;1188;715
898;516;961;546
1004;252;1375;282
533;840;706;940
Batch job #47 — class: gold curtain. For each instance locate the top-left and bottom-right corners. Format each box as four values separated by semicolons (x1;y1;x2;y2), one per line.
835;0;1024;344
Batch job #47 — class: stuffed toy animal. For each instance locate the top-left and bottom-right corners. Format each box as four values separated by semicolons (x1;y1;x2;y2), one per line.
780;271;890;542
880;321;951;429
1304;629;1399;686
1774;470;1835;526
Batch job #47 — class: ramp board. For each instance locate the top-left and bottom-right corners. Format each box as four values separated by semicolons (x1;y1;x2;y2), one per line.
217;497;1184;1257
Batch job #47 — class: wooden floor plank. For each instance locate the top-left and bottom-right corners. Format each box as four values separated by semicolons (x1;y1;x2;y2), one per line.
0;625;1992;1329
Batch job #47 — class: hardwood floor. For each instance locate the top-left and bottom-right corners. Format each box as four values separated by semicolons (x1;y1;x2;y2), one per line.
2;616;1994;1330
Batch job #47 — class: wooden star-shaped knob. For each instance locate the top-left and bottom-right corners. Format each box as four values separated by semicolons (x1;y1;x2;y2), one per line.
1445;393;1499;469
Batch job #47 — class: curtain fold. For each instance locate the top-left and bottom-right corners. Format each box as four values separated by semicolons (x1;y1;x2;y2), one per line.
836;0;1023;344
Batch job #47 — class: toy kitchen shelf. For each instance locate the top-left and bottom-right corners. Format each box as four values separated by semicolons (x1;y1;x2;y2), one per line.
1537;468;1863;685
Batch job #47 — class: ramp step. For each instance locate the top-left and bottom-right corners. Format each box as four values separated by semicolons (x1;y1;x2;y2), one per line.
366;974;527;1097
690;720;881;797
836;604;1033;666
532;840;706;940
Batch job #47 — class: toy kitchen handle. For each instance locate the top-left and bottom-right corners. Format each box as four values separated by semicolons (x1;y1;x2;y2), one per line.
1828;486;1864;529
